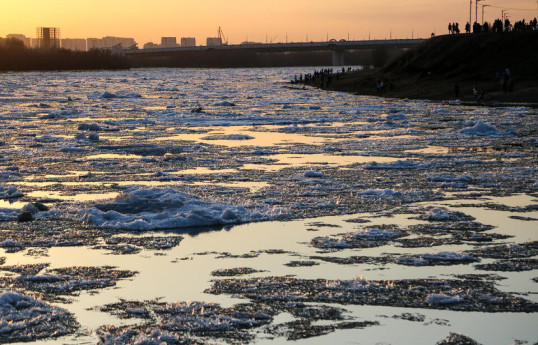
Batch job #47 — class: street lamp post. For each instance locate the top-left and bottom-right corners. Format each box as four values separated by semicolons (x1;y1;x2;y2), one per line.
502;10;509;22
482;4;491;24
476;0;484;24
470;0;473;27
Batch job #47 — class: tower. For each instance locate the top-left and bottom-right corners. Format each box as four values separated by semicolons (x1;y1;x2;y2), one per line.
37;27;60;49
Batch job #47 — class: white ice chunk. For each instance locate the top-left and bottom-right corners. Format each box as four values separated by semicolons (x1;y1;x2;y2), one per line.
304;170;326;178
460;120;516;136
78;187;278;230
350;228;398;240
365;160;427;169
426;293;463;305
359;189;402;197
0;185;23;199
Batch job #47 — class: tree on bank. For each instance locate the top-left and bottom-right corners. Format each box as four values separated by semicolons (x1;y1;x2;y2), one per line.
0;38;130;71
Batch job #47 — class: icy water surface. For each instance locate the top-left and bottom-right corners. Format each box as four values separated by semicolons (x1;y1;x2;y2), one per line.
0;68;537;345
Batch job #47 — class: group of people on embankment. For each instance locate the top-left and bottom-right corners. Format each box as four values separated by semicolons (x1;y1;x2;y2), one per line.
449;17;537;34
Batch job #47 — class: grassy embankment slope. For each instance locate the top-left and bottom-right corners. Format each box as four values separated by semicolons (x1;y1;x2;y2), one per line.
326;32;538;104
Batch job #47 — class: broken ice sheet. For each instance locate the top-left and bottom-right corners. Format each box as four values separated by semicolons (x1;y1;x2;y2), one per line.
0;290;78;343
77;187;283;231
0;266;137;299
207;276;538;313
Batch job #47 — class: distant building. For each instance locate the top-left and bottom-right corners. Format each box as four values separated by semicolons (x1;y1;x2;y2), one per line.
31;38;40;49
143;42;160;49
87;38;103;50
102;36;136;49
6;34;32;48
206;37;222;46
36;27;60;49
87;36;137;50
61;38;87;51
161;37;177;48
180;37;196;47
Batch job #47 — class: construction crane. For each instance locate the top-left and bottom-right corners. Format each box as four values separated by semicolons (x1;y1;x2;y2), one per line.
218;26;228;45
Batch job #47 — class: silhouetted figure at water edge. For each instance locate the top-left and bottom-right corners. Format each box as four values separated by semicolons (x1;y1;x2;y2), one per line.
474;85;484;104
465;22;471;33
376;80;385;93
448;23;452;34
502;67;511;93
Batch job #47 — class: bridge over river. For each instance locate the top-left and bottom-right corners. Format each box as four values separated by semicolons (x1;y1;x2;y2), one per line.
125;39;425;68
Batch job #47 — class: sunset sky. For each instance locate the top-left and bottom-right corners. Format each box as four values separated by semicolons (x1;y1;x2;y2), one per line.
1;0;536;45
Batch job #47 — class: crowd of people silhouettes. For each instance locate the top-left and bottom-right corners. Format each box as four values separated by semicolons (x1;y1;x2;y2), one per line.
450;17;537;35
292;67;354;88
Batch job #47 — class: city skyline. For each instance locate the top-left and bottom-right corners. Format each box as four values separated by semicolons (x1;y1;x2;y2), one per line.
1;0;536;45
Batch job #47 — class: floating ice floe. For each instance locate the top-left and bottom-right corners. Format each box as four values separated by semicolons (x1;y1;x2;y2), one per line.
213;101;236;106
312;226;403;249
0;209;20;221
423;207;475;221
426;293;464;305
428;175;473;183
326;276;379;290
459;120;516;136
304;170;326;178
0;185;23;199
397;252;479;266
34;135;63;143
99;91;142;99
365;160;427;169
78;123;118;131
385;113;407;120
0;291;77;342
311;236;353;249
359;189;402;197
79;187;279;231
349;228;399;240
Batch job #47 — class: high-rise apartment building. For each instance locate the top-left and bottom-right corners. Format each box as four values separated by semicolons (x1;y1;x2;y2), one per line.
87;36;136;50
206;37;222;46
180;37;196;47
161;37;177;48
61;38;87;51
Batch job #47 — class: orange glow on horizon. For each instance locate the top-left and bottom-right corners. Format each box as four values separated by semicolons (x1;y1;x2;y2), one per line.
1;0;536;45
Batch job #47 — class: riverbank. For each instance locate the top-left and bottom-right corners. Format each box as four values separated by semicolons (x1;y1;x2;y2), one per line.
0;40;130;71
318;32;538;106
